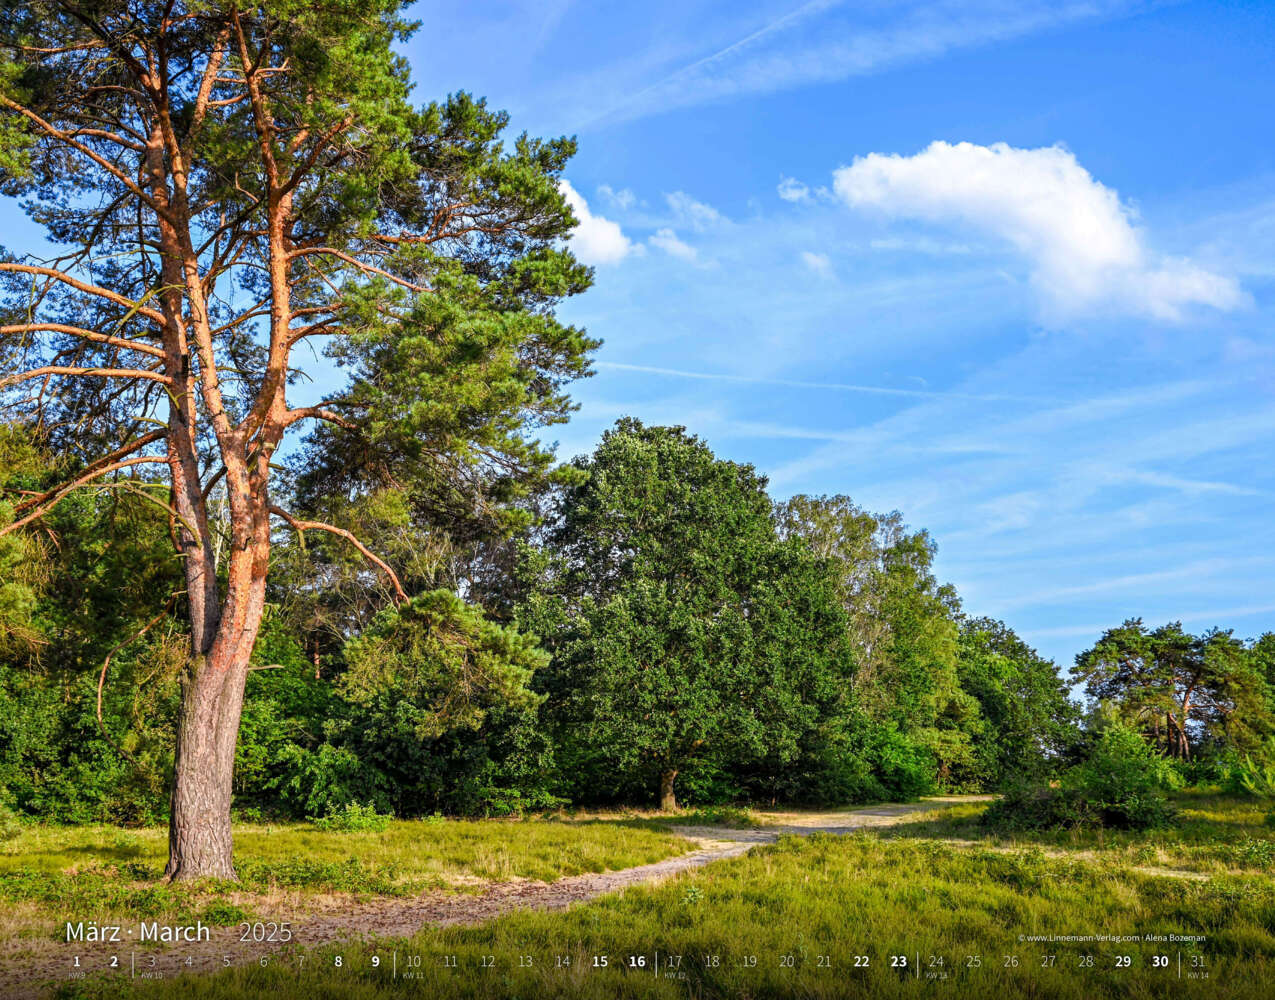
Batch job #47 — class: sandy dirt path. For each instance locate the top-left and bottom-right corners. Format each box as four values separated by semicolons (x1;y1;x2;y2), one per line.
273;797;994;944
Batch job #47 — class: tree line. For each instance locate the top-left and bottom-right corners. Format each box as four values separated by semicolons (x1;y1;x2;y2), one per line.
4;410;1273;830
0;415;1130;821
7;410;1264;831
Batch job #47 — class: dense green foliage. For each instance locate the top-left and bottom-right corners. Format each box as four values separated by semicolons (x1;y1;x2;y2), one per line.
1;417;1082;821
0;1;602;878
985;723;1182;831
986;619;1275;832
4;414;1272;822
1;5;1262;836
518;421;855;808
1074;618;1273;760
775;497;968;792
957;617;1080;786
1;2;596;506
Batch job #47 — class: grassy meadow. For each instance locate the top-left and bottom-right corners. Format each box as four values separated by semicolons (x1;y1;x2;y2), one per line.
0;794;1269;998
57;823;1275;1000
2;814;688;887
0;813;689;987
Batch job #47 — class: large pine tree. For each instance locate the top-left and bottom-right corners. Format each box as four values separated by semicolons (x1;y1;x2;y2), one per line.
0;1;596;878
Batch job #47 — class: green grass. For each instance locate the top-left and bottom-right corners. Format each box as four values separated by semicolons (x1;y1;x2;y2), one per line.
1;816;688;892
0;815;690;965
878;792;1275;874
14;797;1275;997
62;832;1275;999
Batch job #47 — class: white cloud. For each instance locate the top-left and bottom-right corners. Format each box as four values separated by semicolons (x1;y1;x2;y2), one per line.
665;191;725;232
558;179;634;265
1094;466;1263;497
598;184;636;210
649;227;698;262
833;141;1247;321
800;251;833;276
777;175;811;202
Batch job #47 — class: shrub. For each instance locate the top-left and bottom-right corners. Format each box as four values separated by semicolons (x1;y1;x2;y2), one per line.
981;781;1094;831
270;743;390;819
0;792;22;841
1237;757;1275;798
806;752;888;806
984;724;1177;832
1071;723;1178;829
199;901;252;925
868;726;936;801
1237;837;1275;868
1176;753;1226;787
679;805;760;828
1221;741;1275;798
794;722;933;806
308;801;392;833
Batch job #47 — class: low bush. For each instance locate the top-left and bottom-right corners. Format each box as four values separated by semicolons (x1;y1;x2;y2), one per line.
866;725;936;801
983;724;1178;832
1174;753;1227;787
981;781;1094;831
678;805;760;828
0;792;22;841
808;758;888;806
235;856;413;895
1237;836;1275;868
307;801;392;833
1072;723;1179;828
1221;741;1275;798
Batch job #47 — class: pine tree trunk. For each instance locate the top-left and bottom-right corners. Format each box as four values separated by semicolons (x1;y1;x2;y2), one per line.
659;769;679;812
164;647;250;880
1179;694;1194;761
165;523;268;881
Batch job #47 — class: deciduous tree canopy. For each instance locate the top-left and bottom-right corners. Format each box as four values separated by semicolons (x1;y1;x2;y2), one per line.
520;420;853;810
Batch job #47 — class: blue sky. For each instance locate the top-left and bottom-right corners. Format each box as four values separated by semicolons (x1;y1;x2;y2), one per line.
5;1;1271;671
402;0;1275;667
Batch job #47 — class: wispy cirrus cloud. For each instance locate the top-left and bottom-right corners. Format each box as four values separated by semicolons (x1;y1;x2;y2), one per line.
594;361;1037;402
572;1;1147;127
993;558;1275;613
